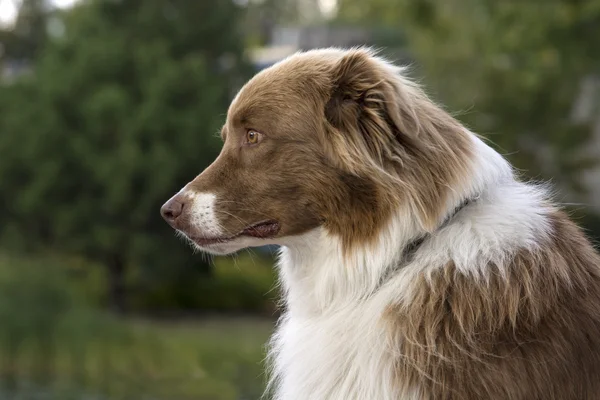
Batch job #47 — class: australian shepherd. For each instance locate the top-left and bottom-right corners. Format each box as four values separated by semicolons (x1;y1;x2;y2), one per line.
161;48;600;399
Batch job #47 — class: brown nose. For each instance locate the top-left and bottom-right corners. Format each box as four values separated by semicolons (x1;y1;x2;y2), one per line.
161;196;184;225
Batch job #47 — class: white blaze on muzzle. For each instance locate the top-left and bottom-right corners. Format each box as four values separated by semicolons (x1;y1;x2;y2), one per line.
183;191;224;238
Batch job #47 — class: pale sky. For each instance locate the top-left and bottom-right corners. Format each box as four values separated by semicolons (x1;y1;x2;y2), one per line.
319;0;337;17
0;0;18;25
0;0;338;26
0;0;79;26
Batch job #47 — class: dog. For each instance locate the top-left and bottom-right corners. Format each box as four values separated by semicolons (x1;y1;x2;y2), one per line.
161;48;600;400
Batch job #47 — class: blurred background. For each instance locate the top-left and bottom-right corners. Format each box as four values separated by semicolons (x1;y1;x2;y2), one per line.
0;0;599;398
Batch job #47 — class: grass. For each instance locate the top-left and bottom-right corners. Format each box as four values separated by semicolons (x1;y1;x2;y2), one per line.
0;253;277;400
2;316;274;400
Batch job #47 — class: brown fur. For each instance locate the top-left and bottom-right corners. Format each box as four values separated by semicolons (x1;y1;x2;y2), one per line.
181;49;472;253
385;210;600;399
323;50;473;236
163;48;600;398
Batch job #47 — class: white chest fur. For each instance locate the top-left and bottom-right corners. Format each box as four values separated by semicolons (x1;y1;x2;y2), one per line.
267;185;550;400
268;279;409;400
268;230;422;400
266;137;550;400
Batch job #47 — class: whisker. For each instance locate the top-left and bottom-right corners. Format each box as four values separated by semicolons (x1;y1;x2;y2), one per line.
215;209;256;229
215;207;278;222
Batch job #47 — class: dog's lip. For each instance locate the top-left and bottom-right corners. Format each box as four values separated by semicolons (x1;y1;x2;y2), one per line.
241;220;281;238
188;220;280;246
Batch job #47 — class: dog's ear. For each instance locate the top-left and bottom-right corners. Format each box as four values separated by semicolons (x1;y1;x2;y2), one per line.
325;50;474;234
325;49;409;164
326;50;386;131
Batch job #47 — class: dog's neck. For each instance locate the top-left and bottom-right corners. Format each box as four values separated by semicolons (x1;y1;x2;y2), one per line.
277;135;513;315
278;199;474;315
380;195;477;282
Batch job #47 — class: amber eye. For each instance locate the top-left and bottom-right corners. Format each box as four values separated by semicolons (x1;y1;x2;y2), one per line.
246;130;261;145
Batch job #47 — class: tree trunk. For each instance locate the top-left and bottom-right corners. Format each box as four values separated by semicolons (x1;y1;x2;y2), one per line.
107;255;127;314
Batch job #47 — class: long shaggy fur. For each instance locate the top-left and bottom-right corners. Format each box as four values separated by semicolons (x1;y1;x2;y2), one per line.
264;49;600;400
162;47;600;400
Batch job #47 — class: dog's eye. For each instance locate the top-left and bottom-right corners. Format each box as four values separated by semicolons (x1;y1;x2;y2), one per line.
245;130;261;145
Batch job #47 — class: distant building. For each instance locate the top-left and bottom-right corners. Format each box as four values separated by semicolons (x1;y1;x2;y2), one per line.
249;25;371;70
270;25;370;49
248;45;298;70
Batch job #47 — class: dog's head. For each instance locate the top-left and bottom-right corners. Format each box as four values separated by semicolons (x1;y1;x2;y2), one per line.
161;48;473;255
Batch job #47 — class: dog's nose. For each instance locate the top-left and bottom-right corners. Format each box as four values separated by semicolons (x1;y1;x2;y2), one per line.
161;196;184;224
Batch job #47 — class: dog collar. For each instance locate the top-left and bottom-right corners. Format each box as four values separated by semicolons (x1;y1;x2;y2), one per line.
376;196;476;290
404;197;474;260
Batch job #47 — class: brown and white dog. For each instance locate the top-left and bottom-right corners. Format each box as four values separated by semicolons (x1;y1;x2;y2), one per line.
161;48;600;400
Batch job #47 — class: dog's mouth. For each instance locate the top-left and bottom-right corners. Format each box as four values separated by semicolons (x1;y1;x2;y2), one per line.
188;220;281;247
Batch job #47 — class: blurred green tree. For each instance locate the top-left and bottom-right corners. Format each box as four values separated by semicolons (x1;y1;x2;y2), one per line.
0;0;250;313
336;0;600;194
